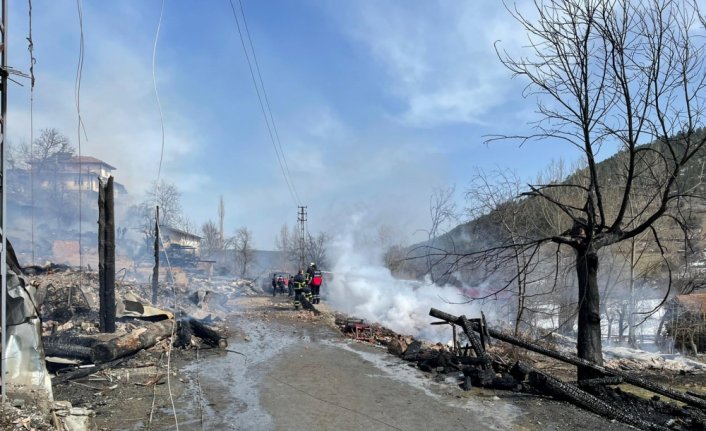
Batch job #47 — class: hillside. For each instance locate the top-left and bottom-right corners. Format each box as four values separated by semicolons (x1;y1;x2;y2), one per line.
407;128;706;296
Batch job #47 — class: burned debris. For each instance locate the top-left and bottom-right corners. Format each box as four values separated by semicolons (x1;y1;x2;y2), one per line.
337;305;706;430
418;308;706;430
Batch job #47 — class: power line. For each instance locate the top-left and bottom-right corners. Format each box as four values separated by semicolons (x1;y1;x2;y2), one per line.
150;3;180;428
152;0;166;188
74;0;85;287
237;0;301;205
227;0;300;207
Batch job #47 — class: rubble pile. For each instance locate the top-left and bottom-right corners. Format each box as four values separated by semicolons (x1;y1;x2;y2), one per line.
334;315;398;344
3;263;241;431
0;402;54;431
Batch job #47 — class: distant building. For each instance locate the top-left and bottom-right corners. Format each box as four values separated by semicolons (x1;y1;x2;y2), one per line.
161;225;202;267
25;154;127;195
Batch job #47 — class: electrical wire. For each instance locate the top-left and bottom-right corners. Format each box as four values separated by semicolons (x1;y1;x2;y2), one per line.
28;0;35;265
152;0;166;188
74;0;85;289
237;0;301;205
227;0;301;207
146;352;165;430
150;2;179;428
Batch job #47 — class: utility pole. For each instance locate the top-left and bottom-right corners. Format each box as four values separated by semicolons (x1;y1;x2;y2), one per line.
297;206;307;270
152;206;159;305
98;177;116;333
1;0;9;403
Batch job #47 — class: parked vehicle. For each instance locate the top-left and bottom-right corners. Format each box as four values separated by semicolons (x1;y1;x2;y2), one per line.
270;272;290;296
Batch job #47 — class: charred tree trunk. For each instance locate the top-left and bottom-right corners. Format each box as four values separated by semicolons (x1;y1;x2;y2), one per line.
98;177;116;333
43;341;93;361
52;357;128;385
576;248;602;380
187;318;228;348
152;206;160;306
525;365;666;431
91;320;174;363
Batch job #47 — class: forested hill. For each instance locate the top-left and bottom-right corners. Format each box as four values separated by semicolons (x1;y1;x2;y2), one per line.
404;128;706;291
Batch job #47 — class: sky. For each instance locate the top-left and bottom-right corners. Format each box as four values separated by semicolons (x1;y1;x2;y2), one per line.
4;0;588;249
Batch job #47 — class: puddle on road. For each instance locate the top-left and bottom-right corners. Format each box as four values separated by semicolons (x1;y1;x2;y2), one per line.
178;316;305;430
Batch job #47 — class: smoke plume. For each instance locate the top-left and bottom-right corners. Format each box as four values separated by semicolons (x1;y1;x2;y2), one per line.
325;217;479;342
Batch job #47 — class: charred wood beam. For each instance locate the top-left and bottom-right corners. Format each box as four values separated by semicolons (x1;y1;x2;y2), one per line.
44;341;93;361
525;364;668;431
575;377;623;388
91;320;175;363
186;318;227;348
429;308;706;411
175;319;194;349
44;335;97;348
457;315;492;370
687;391;706;401
52;357;128;385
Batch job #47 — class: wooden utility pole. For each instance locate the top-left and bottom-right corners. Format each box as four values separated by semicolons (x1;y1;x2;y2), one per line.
98;177;116;332
152;206;160;305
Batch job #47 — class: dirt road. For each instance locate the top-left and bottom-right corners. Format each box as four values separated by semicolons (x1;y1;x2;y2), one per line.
147;296;633;431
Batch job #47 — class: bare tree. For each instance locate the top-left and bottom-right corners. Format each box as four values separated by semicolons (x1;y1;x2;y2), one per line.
24;128;74;171
306;232;330;269
490;0;706;379
6;141;25;170
218;196;225;250
232;227;255;278
134;181;187;254
424;186;458;283
274;224;297;271
377;225;412;276
22;128;75;214
201;220;221;258
467;169;540;336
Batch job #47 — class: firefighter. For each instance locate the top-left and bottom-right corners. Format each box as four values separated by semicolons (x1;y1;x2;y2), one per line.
307;263;323;304
306;262;316;281
276;275;286;296
292;269;307;310
271;274;277;297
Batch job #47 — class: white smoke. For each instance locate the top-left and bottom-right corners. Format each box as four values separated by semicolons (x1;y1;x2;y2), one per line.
325;217;480;342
